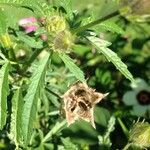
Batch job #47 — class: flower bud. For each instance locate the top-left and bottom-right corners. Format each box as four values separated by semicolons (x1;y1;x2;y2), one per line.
45;15;66;33
45;15;74;53
14;44;30;63
52;30;73;53
18;17;39;33
0;33;13;49
129;122;150;148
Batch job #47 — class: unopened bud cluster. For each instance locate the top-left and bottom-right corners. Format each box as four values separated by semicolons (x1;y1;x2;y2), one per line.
45;15;73;53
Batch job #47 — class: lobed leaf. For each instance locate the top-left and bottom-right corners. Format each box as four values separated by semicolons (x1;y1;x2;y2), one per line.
9;88;23;148
0;10;7;34
61;137;79;150
0;62;10;129
87;36;134;82
22;53;50;146
57;0;73;19
17;32;43;49
98;20;125;34
0;3;34;30
59;53;86;83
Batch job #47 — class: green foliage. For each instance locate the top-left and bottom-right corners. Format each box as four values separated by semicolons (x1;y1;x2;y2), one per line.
17;32;43;49
0;3;34;30
0;62;10;129
43;120;67;143
59;53;86;83
87;36;134;82
61;137;79;150
0;10;7;34
9;87;23;148
98;20;125;34
58;0;73;19
22;53;50;146
0;0;149;149
98;116;116;147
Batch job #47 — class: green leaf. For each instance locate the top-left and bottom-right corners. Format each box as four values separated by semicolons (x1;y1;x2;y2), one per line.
17;32;43;49
98;20;125;34
0;62;10;129
0;3;34;30
61;137;79;150
59;53;86;83
87;36;134;82
22;53;50;146
9;88;23;148
0;10;7;34
94;107;111;127
42;120;67;143
98;116;116;147
58;0;73;19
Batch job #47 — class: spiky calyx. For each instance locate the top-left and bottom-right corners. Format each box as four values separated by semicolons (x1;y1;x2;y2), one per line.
45;15;74;53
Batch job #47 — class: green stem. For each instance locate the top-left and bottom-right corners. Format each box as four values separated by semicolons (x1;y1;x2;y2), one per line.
42;120;67;143
122;143;132;150
117;118;129;138
72;10;119;34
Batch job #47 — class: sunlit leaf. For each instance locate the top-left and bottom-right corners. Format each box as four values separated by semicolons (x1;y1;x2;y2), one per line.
87;36;134;82
59;53;86;83
58;0;73;19
17;32;43;49
9;88;23;148
0;10;7;34
98;20;125;34
0;62;10;129
22;53;50;146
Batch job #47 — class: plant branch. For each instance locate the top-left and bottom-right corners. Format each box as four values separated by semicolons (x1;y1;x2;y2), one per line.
117;117;129;138
72;10;120;34
122;143;132;150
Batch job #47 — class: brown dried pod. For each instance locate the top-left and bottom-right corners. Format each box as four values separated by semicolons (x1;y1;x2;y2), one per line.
62;82;108;128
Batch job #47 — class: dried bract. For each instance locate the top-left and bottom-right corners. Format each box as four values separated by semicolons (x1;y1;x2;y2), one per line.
62;82;108;128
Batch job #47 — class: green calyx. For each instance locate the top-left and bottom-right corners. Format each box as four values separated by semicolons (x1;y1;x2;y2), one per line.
45;15;74;53
45;15;66;33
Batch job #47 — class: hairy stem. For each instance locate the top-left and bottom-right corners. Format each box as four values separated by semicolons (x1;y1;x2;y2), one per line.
72;10;119;34
122;143;132;150
117;118;129;138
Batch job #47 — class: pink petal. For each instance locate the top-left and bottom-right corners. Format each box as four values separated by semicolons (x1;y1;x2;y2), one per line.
24;26;38;33
19;17;37;26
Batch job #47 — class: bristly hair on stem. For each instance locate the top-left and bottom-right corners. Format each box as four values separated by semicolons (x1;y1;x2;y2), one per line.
71;10;120;34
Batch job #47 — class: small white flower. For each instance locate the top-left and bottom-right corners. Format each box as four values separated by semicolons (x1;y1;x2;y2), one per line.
123;78;150;116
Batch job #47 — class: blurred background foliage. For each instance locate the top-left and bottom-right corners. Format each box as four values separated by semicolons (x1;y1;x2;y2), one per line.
0;0;150;149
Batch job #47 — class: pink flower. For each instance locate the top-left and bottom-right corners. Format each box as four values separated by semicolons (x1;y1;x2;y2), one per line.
18;17;37;26
18;17;39;33
24;26;38;33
